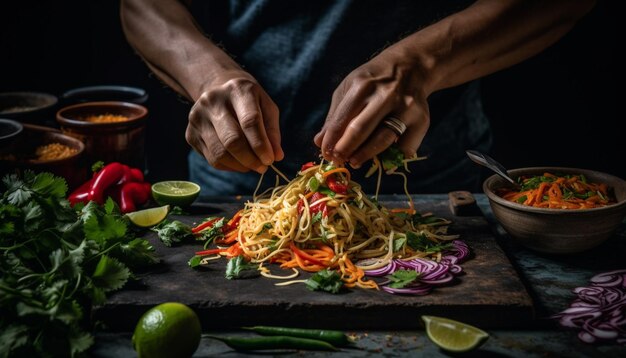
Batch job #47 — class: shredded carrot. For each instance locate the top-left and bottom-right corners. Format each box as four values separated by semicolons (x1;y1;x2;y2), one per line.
497;172;616;209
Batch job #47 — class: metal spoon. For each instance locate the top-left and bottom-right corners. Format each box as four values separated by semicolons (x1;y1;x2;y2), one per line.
466;150;520;189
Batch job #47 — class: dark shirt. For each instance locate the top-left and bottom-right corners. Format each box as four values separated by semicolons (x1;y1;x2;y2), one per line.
188;0;492;197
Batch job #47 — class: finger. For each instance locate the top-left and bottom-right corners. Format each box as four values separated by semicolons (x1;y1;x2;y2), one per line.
313;128;324;148
346;120;400;169
186;118;250;172
331;97;393;163
231;89;275;166
319;83;369;162
396;116;429;159
212;108;267;173
200;126;253;172
259;92;284;161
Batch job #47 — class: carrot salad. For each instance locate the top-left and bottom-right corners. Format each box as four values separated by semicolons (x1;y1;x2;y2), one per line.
496;172;616;209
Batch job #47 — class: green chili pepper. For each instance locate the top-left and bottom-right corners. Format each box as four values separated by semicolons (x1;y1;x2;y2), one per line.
242;325;352;346
205;335;339;351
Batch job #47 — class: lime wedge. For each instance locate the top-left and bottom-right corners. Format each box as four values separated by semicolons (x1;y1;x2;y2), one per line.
126;205;170;228
422;315;489;353
151;181;201;207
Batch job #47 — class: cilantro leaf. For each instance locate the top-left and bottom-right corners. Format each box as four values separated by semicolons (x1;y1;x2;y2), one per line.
406;231;453;252
379;144;405;172
91;255;131;292
188;255;203;268
225;255;258;279
0;171;158;357
386;269;419;288
151;220;193;247
305;269;343;294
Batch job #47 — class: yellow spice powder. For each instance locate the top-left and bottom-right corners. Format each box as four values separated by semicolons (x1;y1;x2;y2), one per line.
34;143;78;161
83;113;129;123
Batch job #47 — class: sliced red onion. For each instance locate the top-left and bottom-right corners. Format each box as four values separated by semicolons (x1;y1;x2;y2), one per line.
552;269;626;345
382;284;432;295
363;240;470;295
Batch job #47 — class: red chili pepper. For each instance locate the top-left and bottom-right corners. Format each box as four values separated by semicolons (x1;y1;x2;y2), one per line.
192;217;222;234
129;167;144;182
88;162;127;204
68;177;94;206
300;162;316;172
119;181;151;213
326;175;347;195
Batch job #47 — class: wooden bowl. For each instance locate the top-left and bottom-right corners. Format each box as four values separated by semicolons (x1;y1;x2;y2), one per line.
0;124;87;190
483;167;626;254
0;91;58;122
56;101;148;171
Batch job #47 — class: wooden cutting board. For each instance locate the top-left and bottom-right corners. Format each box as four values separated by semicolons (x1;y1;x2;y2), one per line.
94;194;534;331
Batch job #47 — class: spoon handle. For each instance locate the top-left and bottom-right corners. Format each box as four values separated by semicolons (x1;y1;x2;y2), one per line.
466;150;519;188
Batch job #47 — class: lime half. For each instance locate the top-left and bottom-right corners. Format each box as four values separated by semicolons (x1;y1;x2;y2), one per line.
151;181;201;207
125;205;170;228
422;315;489;353
132;302;201;358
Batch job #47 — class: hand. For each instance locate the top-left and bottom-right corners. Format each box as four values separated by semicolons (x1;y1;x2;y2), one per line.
314;47;430;168
186;71;284;173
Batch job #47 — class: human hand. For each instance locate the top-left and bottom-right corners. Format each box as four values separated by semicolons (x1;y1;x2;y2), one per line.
314;47;430;168
186;71;284;173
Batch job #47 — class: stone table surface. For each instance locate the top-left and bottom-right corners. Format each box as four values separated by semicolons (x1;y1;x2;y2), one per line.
90;194;626;357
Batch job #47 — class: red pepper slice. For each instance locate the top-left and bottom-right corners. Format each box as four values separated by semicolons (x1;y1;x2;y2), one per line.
222;210;243;233
309;192;328;217
298;192;328;217
300;161;316;172
326;175;347;194
194;248;226;256
192;217;222;234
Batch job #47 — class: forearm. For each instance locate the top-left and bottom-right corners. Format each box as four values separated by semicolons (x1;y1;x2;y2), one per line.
120;0;241;101
392;0;597;95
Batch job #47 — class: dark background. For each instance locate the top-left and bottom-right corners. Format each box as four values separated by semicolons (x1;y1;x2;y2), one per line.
1;1;623;185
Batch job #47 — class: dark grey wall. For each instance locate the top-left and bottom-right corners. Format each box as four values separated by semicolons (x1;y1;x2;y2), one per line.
1;1;622;185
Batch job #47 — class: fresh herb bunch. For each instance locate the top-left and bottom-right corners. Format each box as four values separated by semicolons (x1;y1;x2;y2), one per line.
0;171;159;357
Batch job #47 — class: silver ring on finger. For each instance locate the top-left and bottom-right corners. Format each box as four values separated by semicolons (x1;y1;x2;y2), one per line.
382;116;407;137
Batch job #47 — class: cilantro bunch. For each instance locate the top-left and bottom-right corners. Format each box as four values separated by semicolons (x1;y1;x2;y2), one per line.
0;171;159;357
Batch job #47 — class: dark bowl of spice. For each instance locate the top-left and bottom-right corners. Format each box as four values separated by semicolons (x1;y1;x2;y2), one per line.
0;124;87;189
0;91;59;123
56;101;148;171
61;85;149;105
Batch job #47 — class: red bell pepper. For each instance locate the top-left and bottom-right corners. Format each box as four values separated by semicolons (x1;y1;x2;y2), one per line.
192;217;222;234
297;192;328;217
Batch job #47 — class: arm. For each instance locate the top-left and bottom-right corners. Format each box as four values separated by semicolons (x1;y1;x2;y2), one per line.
120;0;283;173
314;0;597;167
